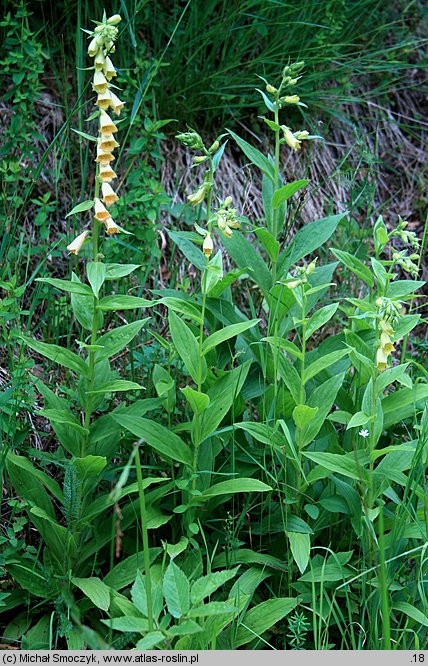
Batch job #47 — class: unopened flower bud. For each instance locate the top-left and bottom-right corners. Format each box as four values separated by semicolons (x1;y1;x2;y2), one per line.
193;155;208;164
266;84;277;94
187;185;207;206
288;78;298;85
107;14;122;25
67;230;89;255
208;140;219;153
224;196;233;207
295;130;309;140
282;95;300;104
176;130;204;150
306;260;317;275
203;232;213;257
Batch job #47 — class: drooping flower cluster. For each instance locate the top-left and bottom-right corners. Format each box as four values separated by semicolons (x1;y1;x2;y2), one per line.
176;129;240;260
67;13;124;254
283;259;317;290
263;61;316;153
375;297;402;371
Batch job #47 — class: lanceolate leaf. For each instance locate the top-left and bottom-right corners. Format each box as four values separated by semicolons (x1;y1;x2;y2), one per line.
228;129;275;182
163;560;190;619
36;278;93;296
278;213;346;278
96;319;149;360
20;336;89;376
66;200;94;217
202;319;259;355
169;310;205;385
112;415;192;465
272;179;309;208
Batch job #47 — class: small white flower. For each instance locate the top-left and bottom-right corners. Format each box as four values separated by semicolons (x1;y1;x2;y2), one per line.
359;429;369;438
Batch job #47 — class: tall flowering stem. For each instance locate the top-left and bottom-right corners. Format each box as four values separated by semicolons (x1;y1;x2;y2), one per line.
67;13;126;451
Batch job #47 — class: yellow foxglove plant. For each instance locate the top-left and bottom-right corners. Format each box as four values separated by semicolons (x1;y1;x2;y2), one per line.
12;12;161;634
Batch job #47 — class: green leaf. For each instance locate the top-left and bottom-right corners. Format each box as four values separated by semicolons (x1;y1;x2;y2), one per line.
73;456;107;484
104;263;141;279
86;380;144;395
304;451;368;482
254;228;279;263
71;577;110;611
303;348;349;383
331;248;374;288
97;295;152;311
288;532;310;574
168;230;206;270
191;568;240;606
382;384;428;429
272;180;309;209
392;602;428;627
278;213;345;278
131;572;164;620
292;404;318;430
71;128;97;142
163;560;190;619
346;411;371;430
234;598;297;647
181;386;209;415
256;89;276;112
188;602;237;617
227;129;275;182
100;617;148;632
306;303;339;339
201;478;271;499
386;280;425;299
169;310;205;385
39;409;88;436
70;273;95;331
202;319;259;355
199;361;251;442
96;319;148;360
112;415;192;465
203;250;223;294
35;278;93;296
221;232;272;295
158;297;202;323
66;200;94;217
20;336;89;376
87;262;106;298
136;633;165;649
303;373;345;446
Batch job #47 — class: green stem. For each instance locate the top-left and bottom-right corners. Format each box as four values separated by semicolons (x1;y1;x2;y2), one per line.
192;158;214;486
296;286;307;510
81;168;102;455
271;100;280;287
377;500;391;650
135;442;154;632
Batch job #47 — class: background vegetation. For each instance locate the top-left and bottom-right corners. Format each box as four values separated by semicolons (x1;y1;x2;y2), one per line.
0;0;427;650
